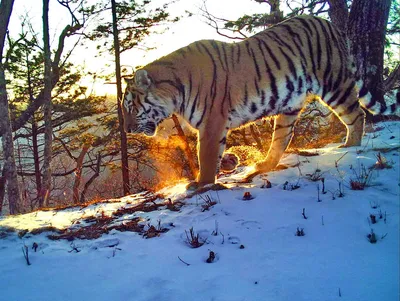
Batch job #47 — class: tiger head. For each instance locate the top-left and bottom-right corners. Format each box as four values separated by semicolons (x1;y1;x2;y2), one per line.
122;69;171;137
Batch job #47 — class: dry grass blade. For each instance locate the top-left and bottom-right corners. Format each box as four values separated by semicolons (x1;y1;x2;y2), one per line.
373;152;392;169
200;194;217;212
22;245;31;265
350;162;374;190
185;227;206;248
48;217;144;241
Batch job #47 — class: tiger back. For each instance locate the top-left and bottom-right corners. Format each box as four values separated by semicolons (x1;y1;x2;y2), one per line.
122;15;399;186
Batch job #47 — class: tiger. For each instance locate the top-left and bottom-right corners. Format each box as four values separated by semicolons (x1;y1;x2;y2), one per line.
122;15;399;188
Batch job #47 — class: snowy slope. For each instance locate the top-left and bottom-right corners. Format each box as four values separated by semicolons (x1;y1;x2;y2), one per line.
0;122;399;301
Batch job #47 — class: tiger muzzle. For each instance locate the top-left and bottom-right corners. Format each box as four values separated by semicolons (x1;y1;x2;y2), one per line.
142;122;157;136
124;122;139;134
125;122;156;136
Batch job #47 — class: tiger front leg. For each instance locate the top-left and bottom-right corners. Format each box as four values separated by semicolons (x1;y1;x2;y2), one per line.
186;128;228;191
244;114;299;182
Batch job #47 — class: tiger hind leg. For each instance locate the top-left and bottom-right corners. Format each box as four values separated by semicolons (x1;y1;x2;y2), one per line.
328;86;365;147
244;113;299;182
338;106;365;147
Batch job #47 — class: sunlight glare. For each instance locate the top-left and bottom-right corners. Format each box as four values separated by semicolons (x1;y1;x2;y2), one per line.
159;182;190;197
0;210;82;232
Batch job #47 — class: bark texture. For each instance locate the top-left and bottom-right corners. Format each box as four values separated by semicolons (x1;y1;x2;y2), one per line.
348;0;392;106
327;0;349;33
0;0;21;214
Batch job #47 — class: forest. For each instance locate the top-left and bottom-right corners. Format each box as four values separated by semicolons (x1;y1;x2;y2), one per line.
0;0;399;215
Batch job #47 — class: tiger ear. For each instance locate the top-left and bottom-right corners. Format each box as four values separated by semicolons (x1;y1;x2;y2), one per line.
134;69;152;90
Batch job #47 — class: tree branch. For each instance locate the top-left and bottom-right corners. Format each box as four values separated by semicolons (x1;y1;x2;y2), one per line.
200;1;247;40
53;135;76;160
8;21;83;135
80;154;101;203
384;63;400;91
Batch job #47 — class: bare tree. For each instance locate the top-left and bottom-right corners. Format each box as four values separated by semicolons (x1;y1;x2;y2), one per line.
0;0;21;214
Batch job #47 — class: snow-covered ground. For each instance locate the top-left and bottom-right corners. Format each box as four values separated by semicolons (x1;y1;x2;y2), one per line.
0;122;399;301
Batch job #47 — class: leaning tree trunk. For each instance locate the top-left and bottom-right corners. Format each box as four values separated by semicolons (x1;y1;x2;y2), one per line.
72;144;90;204
40;0;53;207
347;0;392;109
111;0;130;196
0;0;21;214
80;154;101;203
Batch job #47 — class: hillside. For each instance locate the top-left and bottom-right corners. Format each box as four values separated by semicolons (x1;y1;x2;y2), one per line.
0;121;399;301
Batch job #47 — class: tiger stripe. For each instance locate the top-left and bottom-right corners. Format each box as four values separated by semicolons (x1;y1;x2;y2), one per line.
122;15;399;186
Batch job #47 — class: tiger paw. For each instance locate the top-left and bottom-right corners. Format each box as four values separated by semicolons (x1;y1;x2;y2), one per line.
274;163;289;171
241;171;261;183
186;181;200;191
210;183;228;191
338;141;361;148
186;182;228;191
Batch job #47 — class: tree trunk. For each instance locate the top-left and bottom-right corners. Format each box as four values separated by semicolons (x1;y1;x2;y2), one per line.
41;0;53;207
266;0;283;25
72;145;90;204
384;63;400;91
0;165;5;214
0;0;21;214
327;0;349;33
347;0;392;108
111;0;130;196
31;118;42;202
80;154;101;203
26;45;42;204
171;114;198;179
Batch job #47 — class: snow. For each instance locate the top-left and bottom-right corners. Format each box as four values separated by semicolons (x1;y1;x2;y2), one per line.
1;121;399;301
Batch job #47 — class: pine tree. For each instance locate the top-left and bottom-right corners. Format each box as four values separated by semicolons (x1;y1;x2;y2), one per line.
85;0;179;196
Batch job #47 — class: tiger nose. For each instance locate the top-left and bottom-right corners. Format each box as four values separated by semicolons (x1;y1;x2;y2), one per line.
124;124;132;133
